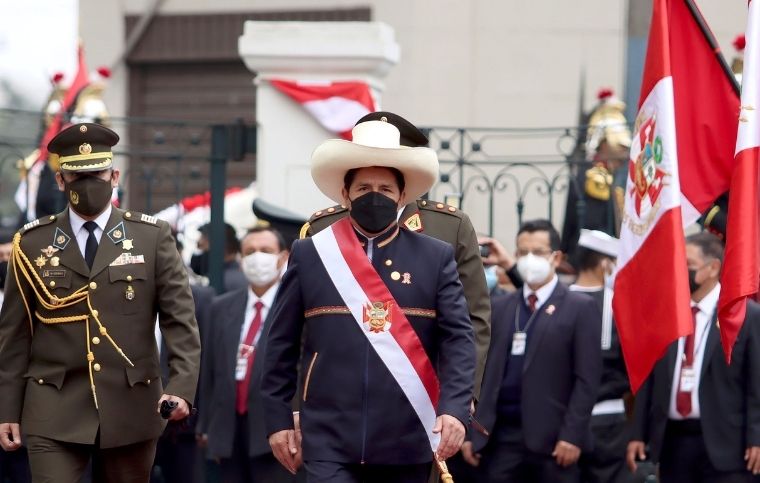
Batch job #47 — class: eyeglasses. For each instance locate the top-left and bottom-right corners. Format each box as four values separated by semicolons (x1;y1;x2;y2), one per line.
516;248;554;258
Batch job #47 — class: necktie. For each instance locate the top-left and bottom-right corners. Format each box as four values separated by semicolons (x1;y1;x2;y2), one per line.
83;221;99;270
676;306;700;417
236;301;264;415
527;293;538;313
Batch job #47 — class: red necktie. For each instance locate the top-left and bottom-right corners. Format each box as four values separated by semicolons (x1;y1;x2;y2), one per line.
676;306;700;417
236;301;264;415
527;293;538;313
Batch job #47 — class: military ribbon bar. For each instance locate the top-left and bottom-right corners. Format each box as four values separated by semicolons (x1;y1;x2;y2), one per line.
311;217;441;452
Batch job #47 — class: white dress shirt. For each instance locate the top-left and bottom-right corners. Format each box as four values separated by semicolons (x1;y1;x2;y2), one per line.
523;274;559;309
238;283;279;349
69;205;112;259
668;283;720;420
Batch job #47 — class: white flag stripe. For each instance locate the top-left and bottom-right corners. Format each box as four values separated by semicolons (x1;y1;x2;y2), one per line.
617;77;682;270
302;97;373;133
311;227;441;452
737;0;760;154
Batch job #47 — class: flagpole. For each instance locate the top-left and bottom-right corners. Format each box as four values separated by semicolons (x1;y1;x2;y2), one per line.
682;0;741;96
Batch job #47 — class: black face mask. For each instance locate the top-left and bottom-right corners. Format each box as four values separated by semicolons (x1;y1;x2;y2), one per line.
65;175;113;217
349;191;398;234
688;268;700;294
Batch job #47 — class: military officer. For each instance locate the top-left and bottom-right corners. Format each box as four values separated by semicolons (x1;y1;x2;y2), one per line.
262;117;475;482
301;111;490;399
0;123;201;483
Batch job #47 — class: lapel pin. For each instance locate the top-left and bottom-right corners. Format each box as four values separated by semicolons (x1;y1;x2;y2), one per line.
546;305;556;315
34;256;47;268
50;256;60;267
41;245;59;258
402;272;412;284
122;239;134;251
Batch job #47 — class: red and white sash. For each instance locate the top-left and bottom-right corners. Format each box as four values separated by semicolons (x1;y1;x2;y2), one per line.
311;218;441;451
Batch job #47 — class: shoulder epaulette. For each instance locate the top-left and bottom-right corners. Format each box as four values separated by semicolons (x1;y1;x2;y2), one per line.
308;204;348;223
20;214;57;234
123;211;160;227
416;199;464;218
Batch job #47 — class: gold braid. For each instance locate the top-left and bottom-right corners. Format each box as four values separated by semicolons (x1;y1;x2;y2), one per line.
436;457;454;483
11;232;134;409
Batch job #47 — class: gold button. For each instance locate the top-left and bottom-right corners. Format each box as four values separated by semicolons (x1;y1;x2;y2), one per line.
92;309;99;317
125;212;132;218
37;379;44;385
126;275;133;282
340;205;346;209
385;259;392;266
448;206;456;212
327;207;335;213
314;211;323;216
93;363;101;372
79;125;87;133
421;200;427;206
49;215;56;221
49;281;56;287
146;379;151;385
89;282;97;290
391;271;401;281
92;337;100;345
436;203;444;209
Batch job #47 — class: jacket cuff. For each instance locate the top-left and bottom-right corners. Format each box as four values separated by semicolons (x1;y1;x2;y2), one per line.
265;404;296;437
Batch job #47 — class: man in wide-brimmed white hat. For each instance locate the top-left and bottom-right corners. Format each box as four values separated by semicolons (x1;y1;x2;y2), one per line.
261;118;475;482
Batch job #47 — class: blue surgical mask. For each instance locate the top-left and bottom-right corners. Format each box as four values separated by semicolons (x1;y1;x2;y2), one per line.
484;265;498;292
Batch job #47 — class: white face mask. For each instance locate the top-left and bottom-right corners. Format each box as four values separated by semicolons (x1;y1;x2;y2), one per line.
241;252;280;287
516;253;552;285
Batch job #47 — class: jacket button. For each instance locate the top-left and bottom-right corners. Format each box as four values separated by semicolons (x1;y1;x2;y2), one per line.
126;212;132;218
89;282;97;290
146;379;151;384
37;379;44;384
92;337;100;345
49;281;56;288
93;363;101;372
126;275;133;282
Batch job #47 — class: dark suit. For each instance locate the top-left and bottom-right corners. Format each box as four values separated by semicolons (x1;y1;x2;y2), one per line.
262;224;474;479
472;283;602;482
631;301;760;482
198;287;296;483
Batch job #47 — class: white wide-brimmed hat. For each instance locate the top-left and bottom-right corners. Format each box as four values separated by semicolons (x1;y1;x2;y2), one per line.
311;119;439;203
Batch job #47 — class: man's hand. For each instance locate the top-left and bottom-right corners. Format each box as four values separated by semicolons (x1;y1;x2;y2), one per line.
552;440;581;467
0;423;21;451
478;236;515;271
460;441;481;467
156;394;190;421
433;414;465;460
746;446;760;474
269;429;299;475
293;412;303;472
626;440;647;473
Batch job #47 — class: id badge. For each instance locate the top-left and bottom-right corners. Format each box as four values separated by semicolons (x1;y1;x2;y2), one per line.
680;367;696;392
511;332;527;356
235;357;248;381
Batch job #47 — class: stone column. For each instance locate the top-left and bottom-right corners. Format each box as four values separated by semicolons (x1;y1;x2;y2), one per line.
238;21;400;216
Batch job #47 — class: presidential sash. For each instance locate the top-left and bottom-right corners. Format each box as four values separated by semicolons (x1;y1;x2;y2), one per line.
311;217;441;451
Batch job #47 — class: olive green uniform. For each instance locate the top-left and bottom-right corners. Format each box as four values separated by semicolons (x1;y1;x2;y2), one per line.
301;200;490;398
0;207;200;479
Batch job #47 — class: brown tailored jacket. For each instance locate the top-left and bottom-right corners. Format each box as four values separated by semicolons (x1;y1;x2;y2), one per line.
0;207;200;448
303;199;491;398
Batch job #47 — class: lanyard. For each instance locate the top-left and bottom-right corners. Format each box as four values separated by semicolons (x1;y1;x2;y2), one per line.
514;299;541;334
681;316;710;367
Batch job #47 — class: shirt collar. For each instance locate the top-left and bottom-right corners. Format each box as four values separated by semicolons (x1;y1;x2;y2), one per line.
523;274;559;308
692;282;721;316
247;281;280;310
352;221;400;248
69;204;112;235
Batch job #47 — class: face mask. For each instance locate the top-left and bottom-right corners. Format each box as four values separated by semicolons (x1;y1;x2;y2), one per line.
484;265;498;292
688;268;700;294
349;191;398;234
516;253;552;285
65;175;113;217
241;252;280;287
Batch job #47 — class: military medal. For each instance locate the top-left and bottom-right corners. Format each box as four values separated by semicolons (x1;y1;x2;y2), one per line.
122;239;134;251
125;285;135;301
50;257;60;267
34;256;47;268
363;301;392;333
41;245;59;257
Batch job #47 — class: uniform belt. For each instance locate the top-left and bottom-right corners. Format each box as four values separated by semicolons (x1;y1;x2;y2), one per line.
591;398;625;416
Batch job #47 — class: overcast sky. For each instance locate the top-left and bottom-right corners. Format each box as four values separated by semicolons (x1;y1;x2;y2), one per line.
0;0;78;108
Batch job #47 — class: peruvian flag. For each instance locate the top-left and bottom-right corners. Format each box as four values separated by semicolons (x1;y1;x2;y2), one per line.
613;0;693;393
718;0;760;363
270;79;376;140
